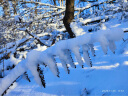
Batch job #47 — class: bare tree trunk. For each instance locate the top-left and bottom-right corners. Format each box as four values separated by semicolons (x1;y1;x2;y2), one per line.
12;0;18;15
3;0;10;17
63;0;75;38
35;3;38;15
59;0;61;6
0;0;3;3
62;0;63;7
53;0;56;5
0;71;2;78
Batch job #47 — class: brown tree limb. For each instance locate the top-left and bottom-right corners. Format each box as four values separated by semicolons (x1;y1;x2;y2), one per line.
63;0;75;38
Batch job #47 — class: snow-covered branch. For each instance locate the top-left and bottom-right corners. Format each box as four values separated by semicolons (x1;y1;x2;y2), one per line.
0;38;30;62
75;0;114;11
20;1;65;9
0;28;124;95
81;15;113;25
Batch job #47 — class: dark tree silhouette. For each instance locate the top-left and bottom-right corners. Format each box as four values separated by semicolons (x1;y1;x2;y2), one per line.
63;0;75;38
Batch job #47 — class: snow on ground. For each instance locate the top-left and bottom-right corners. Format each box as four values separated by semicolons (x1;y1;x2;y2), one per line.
5;37;128;96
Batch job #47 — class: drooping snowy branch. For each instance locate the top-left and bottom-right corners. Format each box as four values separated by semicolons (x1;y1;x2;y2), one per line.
0;27;124;95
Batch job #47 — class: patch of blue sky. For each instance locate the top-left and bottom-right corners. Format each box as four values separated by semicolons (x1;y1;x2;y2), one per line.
0;7;3;16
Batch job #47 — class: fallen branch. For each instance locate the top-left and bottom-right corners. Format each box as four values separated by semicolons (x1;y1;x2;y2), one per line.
81;15;113;25
0;28;124;95
75;0;115;12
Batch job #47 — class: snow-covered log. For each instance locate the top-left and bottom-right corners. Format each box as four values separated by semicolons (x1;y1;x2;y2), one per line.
0;28;124;95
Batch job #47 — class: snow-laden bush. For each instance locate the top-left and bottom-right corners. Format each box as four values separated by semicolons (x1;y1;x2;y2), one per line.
0;27;124;95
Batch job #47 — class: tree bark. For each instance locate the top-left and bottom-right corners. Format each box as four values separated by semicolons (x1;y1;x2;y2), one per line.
12;0;18;15
63;0;75;38
3;0;10;17
53;0;56;5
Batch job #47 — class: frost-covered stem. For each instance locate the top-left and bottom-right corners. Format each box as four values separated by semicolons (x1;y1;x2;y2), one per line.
0;61;27;95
